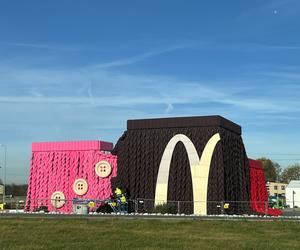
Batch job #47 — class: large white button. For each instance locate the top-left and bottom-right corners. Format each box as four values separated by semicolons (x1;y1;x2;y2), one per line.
73;178;88;196
51;191;65;208
95;161;112;178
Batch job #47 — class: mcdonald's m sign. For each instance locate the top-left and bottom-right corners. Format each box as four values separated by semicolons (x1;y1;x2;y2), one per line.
154;133;221;215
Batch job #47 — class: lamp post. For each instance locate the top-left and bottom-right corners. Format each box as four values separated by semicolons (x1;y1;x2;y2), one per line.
0;144;6;204
293;190;296;211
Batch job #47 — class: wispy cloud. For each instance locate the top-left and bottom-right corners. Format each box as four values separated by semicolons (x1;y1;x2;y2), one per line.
261;70;300;80
1;51;300;183
0;42;88;52
245;43;300;51
0;63;299;115
91;43;197;69
0;41;200;67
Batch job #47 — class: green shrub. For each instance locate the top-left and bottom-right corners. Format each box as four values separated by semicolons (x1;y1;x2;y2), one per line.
153;203;177;214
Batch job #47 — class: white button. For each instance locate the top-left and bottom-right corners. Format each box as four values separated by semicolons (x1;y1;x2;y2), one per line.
51;191;65;208
95;161;112;178
73;178;88;196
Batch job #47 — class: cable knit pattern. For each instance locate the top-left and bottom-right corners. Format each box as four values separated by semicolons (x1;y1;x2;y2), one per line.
112;121;251;215
26;141;117;213
249;159;282;216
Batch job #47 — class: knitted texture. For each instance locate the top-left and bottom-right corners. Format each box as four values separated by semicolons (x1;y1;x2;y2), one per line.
249;159;282;216
26;141;117;213
112;124;250;215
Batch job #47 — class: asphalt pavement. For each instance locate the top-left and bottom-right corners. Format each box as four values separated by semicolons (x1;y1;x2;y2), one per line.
1;212;300;221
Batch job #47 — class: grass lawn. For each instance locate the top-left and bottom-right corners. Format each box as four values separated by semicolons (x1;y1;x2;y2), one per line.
1;218;300;249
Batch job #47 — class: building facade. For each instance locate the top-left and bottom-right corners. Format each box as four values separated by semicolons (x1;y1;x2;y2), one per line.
112;115;250;215
26;140;117;212
286;180;300;208
266;182;288;197
25;115;282;216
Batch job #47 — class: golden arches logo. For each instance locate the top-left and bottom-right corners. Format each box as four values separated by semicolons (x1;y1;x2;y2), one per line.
154;133;221;215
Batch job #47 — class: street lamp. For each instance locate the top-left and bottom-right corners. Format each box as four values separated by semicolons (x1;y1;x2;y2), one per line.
293;190;296;210
0;144;6;204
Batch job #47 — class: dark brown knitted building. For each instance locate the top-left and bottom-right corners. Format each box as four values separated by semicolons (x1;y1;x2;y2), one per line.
112;115;250;215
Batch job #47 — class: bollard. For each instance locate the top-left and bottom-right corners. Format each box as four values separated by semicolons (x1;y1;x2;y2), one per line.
221;201;224;215
264;201;268;215
135;199;138;213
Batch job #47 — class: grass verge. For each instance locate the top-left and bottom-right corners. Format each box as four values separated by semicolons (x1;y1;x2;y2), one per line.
0;218;300;249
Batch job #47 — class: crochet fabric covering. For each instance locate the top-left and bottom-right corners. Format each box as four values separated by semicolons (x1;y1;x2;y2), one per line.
112;116;250;215
26;141;117;213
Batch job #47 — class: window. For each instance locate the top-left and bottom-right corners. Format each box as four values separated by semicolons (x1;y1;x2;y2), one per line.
281;186;285;190
274;185;278;190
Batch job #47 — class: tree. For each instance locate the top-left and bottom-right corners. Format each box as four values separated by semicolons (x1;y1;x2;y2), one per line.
281;164;300;183
257;157;281;182
5;184;28;196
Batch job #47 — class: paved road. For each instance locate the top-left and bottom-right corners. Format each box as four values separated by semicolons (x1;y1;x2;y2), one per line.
283;208;300;217
1;212;300;221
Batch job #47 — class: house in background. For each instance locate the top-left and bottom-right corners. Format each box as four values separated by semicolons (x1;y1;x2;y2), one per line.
286;180;300;208
266;182;288;197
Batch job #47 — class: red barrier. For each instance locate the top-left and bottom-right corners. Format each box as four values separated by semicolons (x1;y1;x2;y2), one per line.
249;159;282;216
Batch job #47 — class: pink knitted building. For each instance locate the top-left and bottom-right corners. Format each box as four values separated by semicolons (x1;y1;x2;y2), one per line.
26;140;117;213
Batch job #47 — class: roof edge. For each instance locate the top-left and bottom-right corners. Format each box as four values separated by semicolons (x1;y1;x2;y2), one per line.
32;140;113;152
127;115;241;135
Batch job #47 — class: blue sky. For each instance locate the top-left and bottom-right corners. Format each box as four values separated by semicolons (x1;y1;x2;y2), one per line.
1;0;300;184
